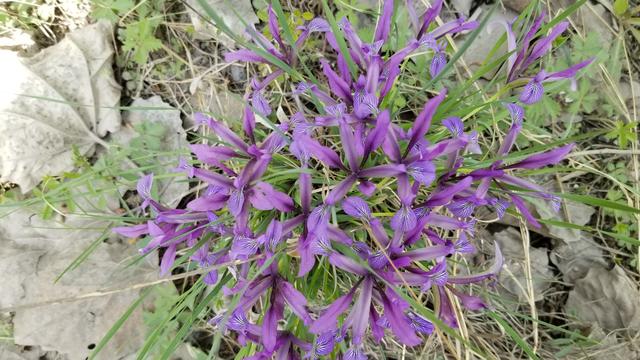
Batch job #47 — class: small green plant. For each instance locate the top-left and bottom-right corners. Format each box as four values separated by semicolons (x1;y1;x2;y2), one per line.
605;120;639;148
91;0;170;91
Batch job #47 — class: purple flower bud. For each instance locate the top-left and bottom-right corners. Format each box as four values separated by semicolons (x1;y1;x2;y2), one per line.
294;81;314;95
368;251;388;269
407;160;436;186
442;117;464;137
227;310;250;333
326;103;347;118
308;205;330;235
454;233;476;254
228;188;245;216
357;180;377;197
263;219;283;251
225;49;267;64
430;51;447;78
112;223;149;238
329;252;368;276
160;244;177;276
452;289;488;311
505;143;575;169
373;0;393;43
137;174;153;200
407;89;447;154
447;200;475;218
309;289;355;334
417;0;443;38
353;92;379;119
504;102;524;123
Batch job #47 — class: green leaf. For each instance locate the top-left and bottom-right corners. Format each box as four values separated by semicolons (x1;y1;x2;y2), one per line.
557;193;640;214
605;121;638;149
541;0;587;31
91;0;135;22
121;18;163;65
614;0;629;16
159;272;231;359
137;281;207;359
539;219;640;246
56;228;111;282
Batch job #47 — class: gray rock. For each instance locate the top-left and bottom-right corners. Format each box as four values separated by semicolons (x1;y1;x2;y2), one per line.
459;7;519;76
531;197;596;242
620;81;640;104
451;0;472;16
503;0;529;12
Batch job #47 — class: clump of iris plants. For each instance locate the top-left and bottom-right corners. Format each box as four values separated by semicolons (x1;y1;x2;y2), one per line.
114;1;593;358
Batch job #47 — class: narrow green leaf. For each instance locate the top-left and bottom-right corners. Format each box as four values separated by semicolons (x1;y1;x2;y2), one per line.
137;281;206;359
194;0;302;80
541;0;587;31
557;193;640;214
159;272;231;360
539;219;640;246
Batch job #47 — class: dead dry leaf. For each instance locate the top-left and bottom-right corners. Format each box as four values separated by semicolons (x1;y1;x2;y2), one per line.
0;21;121;192
0;201;156;359
565;265;640;331
491;227;553;303
550;235;606;283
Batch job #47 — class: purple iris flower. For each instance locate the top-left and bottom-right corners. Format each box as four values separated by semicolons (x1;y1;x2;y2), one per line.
110;3;592;357
498;15;595;104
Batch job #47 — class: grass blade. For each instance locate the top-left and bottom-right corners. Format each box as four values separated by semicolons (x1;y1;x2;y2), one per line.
557;193;640;214
159;272;231;360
